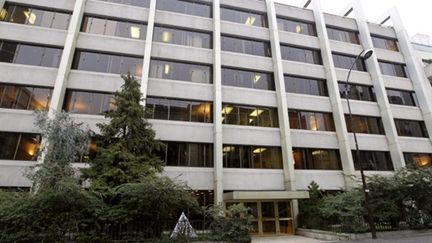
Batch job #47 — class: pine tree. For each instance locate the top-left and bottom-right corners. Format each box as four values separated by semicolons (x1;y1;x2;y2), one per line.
82;74;164;190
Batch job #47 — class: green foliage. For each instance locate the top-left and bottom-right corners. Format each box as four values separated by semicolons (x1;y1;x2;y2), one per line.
298;181;326;228
319;189;368;233
82;74;164;191
206;204;252;243
0;182;106;243
28;111;90;191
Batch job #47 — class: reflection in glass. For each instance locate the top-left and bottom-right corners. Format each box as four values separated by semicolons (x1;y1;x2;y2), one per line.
221;7;267;27
222;68;274;90
289;110;335;131
285;75;328;96
345;115;385;135
154;26;211;48
72;51;143;75
63;90;116;115
223;145;283;169
157;0;212;18
281;45;322;64
394;119;429;138
404;153;432;168
293;148;342;170
277;18;316;36
150;59;212;83
0;40;62;67
353;150;393;171
0;84;52;110
82;16;147;40
333;53;366;71
327;27;359;44
338;83;376;102
222;36;271;57
146;97;212;123
0;132;40;161
159;141;213;167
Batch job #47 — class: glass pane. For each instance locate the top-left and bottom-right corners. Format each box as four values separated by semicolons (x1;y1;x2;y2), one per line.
261;202;275;218
15;134;39;161
0;132;20;160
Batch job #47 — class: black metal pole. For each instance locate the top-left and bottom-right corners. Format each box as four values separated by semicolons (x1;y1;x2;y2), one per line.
345;50;377;239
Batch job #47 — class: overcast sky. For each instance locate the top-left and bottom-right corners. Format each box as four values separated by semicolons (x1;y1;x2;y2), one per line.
275;0;432;40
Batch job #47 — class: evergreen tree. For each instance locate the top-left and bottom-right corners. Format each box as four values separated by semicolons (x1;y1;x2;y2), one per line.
82;74;164;190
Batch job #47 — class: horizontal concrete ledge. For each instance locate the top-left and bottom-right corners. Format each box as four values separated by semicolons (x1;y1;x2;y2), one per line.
223;190;309;201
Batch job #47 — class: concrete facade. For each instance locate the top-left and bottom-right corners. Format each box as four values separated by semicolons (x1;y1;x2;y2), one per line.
1;0;432;229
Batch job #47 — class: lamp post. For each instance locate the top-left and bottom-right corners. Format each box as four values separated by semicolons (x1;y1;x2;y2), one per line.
344;48;377;239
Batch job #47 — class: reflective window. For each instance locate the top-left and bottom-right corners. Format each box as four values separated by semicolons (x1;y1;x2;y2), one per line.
146;97;212;123
78;138;97;163
222;104;279;128
221;7;267;27
72;51;143;75
153;26;211;49
386;89;417;106
327;27;359;44
289;110;335;131
284;75;328;96
63;90;116;115
222;36;271;57
0;132;40;161
223;145;283;169
158;141;213;167
150;59;212;83
333;53;366;71
338;83;375;102
0;40;62;68
353;151;393;171
281;45;322;64
371;36;399;52
0;83;52;110
379;61;408;78
81;16;147;40
157;0;212;18
222;68;274;90
404;153;432;168
293;148;342;170
345;115;385;135
100;0;150;8
277;17;316;36
1;3;71;30
394;119;429;138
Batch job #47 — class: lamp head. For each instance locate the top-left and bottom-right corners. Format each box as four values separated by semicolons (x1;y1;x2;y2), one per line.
362;49;374;60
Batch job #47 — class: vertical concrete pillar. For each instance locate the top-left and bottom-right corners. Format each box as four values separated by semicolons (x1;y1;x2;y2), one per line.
311;0;356;187
351;0;406;169
212;0;224;205
265;0;296;192
389;7;432;143
140;0;157;106
48;0;87;114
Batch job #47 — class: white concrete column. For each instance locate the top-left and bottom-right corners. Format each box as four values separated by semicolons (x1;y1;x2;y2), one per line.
389;7;432;143
265;0;296;191
311;0;356;187
351;0;406;169
140;0;157;106
48;0;87;114
212;0;224;205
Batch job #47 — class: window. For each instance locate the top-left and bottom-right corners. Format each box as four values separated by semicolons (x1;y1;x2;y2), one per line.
145;97;212;123
345;115;385;135
404;153;432;168
277;17;316;36
72;51;143;75
333;53;366;71
281;45;322;64
289;110;335;131
150;59;212;84
81;16;147;40
100;0;150;8
352;151;393;171
371;36;399;52
327;27;359;44
387;89;417;106
1;3;71;30
0;132;40;161
221;7;267;27
222;36;271;57
285;75;328;96
222;104;279;127
158;142;213;167
0;40;62;68
338;83;375;102
223;145;283;169
157;0;212;18
292;148;342;170
63;90;116;115
394;119;429;138
153;26;211;49
379;61;408;78
0;83;52;110
222;68;274;90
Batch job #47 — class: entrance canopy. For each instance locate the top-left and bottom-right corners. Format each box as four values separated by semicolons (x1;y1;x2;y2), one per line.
223;191;309;201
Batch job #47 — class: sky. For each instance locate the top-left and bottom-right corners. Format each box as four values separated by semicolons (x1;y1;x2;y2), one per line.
275;0;432;41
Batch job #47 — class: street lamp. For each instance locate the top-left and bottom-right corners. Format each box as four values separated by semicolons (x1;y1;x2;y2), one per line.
344;48;377;239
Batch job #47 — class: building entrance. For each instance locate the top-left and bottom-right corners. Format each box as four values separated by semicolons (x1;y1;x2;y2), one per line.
226;200;294;235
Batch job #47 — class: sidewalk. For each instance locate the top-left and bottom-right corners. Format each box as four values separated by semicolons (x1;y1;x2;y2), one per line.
252;235;332;243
